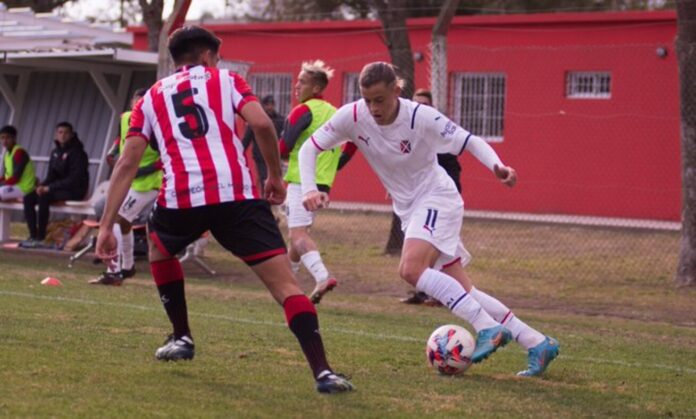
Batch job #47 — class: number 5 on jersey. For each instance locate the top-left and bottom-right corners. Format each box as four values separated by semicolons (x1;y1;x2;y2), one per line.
172;88;209;139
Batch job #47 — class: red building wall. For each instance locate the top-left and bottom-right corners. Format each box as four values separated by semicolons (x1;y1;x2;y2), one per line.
131;11;680;221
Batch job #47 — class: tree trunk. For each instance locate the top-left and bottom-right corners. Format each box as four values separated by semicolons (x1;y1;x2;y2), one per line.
676;0;696;288
370;0;415;255
370;0;415;98
431;0;460;113
138;0;164;52
156;0;192;79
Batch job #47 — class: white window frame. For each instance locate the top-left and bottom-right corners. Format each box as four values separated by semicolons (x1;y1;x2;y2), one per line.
343;72;361;105
566;71;611;99
451;72;506;143
248;73;293;117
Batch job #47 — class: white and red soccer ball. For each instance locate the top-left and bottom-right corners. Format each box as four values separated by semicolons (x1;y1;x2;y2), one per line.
426;324;475;375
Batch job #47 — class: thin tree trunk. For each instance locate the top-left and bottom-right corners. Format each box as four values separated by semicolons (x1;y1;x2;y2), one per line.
370;0;415;254
371;0;415;98
676;0;696;287
156;0;192;79
138;0;164;52
431;0;460;112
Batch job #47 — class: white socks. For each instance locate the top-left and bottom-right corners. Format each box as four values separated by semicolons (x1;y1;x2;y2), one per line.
300;250;330;283
121;230;135;270
416;268;498;332
109;224;123;273
470;287;545;349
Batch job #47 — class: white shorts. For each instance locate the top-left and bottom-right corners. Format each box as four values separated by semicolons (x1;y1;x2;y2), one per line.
0;185;24;201
402;193;472;271
285;183;315;228
118;189;158;223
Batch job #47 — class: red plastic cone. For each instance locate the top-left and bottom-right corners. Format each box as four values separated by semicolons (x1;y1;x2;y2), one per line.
41;277;62;286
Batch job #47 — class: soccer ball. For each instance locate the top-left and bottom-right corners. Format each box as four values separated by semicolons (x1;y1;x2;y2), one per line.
426;324;475;375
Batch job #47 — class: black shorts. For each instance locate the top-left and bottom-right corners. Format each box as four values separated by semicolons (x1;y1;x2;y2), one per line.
148;200;286;266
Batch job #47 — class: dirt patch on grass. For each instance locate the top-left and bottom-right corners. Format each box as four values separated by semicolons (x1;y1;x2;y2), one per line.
2;212;693;327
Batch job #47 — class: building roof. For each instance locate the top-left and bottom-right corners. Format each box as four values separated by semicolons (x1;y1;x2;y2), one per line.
128;10;676;35
0;6;132;52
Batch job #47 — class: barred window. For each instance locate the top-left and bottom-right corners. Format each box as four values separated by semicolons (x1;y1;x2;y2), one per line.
248;73;293;117
451;73;506;142
566;71;611;99
343;72;361;105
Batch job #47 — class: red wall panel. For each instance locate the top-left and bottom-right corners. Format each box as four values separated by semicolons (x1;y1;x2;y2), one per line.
131;11;680;220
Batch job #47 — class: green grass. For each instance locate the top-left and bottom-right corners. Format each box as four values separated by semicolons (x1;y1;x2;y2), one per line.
1;240;696;418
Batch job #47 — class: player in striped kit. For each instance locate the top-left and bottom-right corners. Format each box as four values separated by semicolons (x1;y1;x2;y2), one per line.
96;26;353;393
300;62;559;377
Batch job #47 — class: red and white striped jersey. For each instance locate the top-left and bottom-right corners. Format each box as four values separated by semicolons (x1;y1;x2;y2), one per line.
128;65;259;209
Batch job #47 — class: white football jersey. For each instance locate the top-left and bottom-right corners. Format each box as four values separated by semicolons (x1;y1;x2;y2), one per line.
308;98;471;217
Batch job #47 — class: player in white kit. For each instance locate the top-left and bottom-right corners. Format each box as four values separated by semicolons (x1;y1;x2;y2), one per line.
299;62;559;376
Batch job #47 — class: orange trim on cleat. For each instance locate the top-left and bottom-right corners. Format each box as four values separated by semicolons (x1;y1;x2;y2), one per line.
310;278;338;304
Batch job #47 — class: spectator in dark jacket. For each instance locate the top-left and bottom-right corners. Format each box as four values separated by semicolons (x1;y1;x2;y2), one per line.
412;89;462;192
22;121;89;243
242;95;284;193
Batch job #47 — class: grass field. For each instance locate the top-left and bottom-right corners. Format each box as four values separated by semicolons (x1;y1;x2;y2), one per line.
1;213;695;418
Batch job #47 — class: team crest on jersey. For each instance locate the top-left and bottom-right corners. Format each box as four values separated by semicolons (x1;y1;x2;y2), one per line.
440;120;457;138
400;139;412;154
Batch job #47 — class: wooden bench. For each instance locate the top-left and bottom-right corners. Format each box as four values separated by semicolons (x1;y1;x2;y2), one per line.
0;181;107;242
0;199;96;242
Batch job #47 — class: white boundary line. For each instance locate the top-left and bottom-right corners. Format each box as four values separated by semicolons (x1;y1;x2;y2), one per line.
2;290;695;376
330;201;681;231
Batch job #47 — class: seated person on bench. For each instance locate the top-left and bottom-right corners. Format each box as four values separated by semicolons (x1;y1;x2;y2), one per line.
0;125;36;202
22;121;89;245
91;89;162;285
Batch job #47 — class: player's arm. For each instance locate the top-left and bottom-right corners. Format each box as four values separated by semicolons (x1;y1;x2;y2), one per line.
100;137;147;230
240;100;285;204
337;142;357;170
425;107;516;187
279;104;312;158
463;135;516;186
299;108;350;211
97;97;151;261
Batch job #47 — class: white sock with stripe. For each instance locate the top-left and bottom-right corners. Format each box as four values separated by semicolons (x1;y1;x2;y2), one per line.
416;268;498;332
109;224;123;273
300;250;330;283
470;287;545;349
121;230;135;271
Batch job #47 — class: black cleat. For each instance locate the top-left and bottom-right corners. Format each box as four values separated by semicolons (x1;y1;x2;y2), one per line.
120;266;136;279
155;334;195;361
315;371;354;394
89;271;123;286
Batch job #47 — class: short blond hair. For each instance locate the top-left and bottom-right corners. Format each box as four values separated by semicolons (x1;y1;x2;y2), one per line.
301;59;334;90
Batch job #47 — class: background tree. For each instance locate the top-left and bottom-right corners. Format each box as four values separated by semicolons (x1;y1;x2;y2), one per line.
366;0;413;254
155;0;191;78
676;0;696;288
237;0;670;22
138;0;164;52
2;0;70;12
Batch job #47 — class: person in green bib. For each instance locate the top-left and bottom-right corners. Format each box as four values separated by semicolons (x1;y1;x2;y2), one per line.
91;89;162;286
0;125;36;202
278;60;345;304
